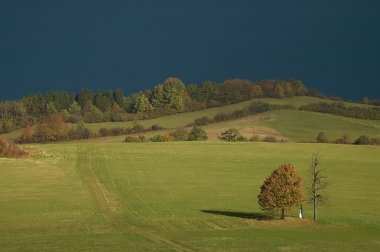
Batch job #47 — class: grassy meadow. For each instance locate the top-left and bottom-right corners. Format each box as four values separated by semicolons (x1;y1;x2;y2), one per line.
1;141;380;251
203;110;380;141
1;96;380;251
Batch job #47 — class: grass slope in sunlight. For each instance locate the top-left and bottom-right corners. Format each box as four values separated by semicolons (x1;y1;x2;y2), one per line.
0;141;379;251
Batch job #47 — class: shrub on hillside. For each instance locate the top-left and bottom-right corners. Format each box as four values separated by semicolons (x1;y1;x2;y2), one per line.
99;127;111;137
0;137;28;158
110;127;126;136
98;127;127;137
353;135;380;145
124;135;146;142
150;124;165;131
248;102;270;113
132;124;145;133
249;135;260;142
354;135;370;145
230;108;249;119
218;128;246;142
68;122;93;139
191;116;213;126
263;136;278;142
335;134;350;144
169;128;189;141
213;112;228;122
372;137;380;145
188;126;208;141
149;134;173;142
316;132;329;143
20;125;33;143
32;115;70;142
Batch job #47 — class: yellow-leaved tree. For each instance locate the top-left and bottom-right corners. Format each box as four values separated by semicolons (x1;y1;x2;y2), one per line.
258;164;305;219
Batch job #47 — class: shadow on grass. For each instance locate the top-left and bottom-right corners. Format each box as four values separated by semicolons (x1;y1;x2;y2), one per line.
201;210;274;220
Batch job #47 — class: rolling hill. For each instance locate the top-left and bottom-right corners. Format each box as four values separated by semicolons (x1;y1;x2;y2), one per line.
1;95;380;251
4;96;379;143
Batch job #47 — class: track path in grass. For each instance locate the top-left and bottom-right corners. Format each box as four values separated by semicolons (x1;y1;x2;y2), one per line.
76;146;192;252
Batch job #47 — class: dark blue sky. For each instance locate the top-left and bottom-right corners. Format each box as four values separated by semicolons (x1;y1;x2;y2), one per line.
1;0;379;100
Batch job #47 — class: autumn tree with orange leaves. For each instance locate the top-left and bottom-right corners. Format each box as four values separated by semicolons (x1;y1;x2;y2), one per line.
258;164;305;219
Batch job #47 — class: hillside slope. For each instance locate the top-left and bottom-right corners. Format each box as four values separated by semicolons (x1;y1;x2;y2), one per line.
203;110;380;142
2;96;379;143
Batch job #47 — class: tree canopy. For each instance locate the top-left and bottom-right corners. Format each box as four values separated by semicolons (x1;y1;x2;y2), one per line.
0;77;319;134
258;164;305;219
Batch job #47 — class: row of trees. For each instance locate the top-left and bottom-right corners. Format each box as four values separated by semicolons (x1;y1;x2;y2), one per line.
217;128;283;142
124;126;208;142
189;102;294;127
187;79;312;108
1;78;314;134
18;114;166;143
300;102;380;120
316;132;380;145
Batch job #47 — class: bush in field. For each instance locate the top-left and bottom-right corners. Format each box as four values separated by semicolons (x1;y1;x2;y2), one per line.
354;135;370;145
98;127;128;137
192;116;212;126
124;135;146;142
230;108;249;119
248;102;270;113
263;136;278;142
219;128;246;142
335;134;350;144
33;115;69;142
169;128;189;141
110;127;125;136
99;127;111;137
354;136;380;145
213;112;228;122
316;132;329;143
68;122;93;139
20;125;33;143
188;126;208;141
132;124;145;133
149;134;173;142
150;124;165;131
0;137;28;157
249;135;260;142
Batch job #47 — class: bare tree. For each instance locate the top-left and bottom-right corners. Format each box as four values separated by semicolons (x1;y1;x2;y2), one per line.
310;153;328;221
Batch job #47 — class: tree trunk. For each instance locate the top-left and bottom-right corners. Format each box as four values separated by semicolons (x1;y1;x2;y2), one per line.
281;208;285;219
313;157;317;221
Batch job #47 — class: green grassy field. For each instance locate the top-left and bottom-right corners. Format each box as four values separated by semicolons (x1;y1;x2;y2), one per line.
1;141;380;251
202;110;380;141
